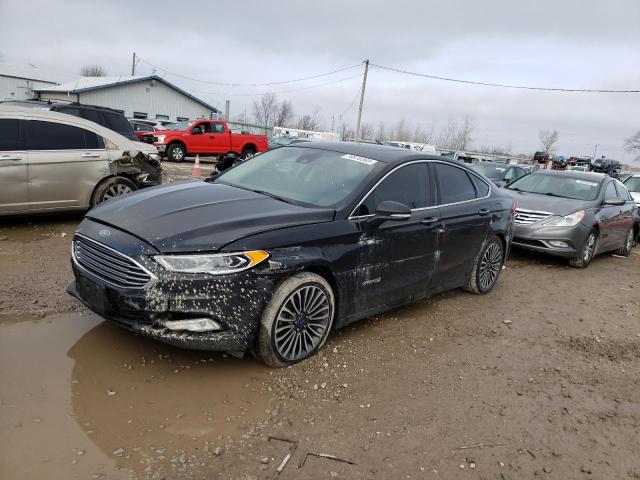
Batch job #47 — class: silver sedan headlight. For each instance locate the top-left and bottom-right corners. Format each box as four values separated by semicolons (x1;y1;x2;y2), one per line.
154;251;269;275
541;209;585;227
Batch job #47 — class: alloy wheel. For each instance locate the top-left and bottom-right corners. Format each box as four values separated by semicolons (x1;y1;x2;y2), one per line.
173;148;184;160
625;229;634;251
584;233;596;262
103;184;133;201
478;242;503;291
273;285;331;362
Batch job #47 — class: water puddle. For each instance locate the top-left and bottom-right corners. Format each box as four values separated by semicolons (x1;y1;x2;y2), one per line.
0;312;274;479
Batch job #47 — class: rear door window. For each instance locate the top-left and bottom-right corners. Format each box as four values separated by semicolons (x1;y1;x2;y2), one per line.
434;163;478;204
356;163;430;216
26;120;102;150
604;182;617;200
102;112;136;140
0;119;25;150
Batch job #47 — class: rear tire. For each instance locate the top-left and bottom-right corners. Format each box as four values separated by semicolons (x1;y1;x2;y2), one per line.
257;272;335;368
91;177;137;207
241;146;256;160
464;235;504;294
569;230;597;268
167;143;186;162
614;227;634;257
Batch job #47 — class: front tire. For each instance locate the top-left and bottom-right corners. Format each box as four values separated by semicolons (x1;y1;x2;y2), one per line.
464;235;504;294
569;229;597;268
167;143;186;162
91;176;137;207
257;272;335;367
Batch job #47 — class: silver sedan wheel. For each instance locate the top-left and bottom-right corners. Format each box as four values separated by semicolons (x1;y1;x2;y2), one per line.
583;232;597;262
103;183;133;201
478;242;503;291
274;285;331;362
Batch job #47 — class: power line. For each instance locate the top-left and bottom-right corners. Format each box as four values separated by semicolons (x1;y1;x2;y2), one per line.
339;83;362;121
137;56;361;87
370;63;640;93
189;73;363;97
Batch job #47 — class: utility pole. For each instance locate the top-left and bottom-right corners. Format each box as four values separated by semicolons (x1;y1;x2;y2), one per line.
355;59;369;142
592;143;599;161
131;52;136;76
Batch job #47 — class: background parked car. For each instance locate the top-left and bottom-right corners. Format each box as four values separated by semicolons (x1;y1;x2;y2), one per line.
1;99;138;141
623;173;640;245
67;142;514;366
0;106;162;215
471;161;533;187
504;171;636;267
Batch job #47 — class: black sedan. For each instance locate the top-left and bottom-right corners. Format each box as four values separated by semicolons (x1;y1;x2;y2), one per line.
504;171;636;267
68;142;514;367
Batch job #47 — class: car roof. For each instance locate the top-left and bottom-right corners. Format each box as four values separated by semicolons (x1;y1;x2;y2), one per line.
531;169;608;182
287;140;446;164
0;105;135;148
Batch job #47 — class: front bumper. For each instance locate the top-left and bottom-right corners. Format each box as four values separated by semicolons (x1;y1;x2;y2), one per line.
512;222;591;258
155;144;166;153
67;227;278;352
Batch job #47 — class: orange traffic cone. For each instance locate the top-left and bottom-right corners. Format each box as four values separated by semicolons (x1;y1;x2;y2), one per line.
192;154;201;178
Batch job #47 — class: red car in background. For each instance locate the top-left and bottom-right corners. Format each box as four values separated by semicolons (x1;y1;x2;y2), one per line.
142;119;268;162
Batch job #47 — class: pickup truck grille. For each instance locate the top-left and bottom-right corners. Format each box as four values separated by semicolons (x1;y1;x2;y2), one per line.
73;235;152;289
514;208;552;225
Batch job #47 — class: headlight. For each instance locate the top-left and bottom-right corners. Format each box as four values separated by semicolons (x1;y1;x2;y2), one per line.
154;250;269;275
542;209;585;227
155;135;166;143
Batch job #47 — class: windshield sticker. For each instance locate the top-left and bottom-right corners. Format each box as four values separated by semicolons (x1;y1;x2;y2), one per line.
342;154;377;165
576;180;598;187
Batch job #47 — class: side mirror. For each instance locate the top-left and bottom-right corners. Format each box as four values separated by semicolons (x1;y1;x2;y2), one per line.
192;127;203;135
365;200;411;228
603;198;625;206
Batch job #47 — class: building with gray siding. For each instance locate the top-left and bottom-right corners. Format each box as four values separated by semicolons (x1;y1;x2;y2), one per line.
35;75;218;121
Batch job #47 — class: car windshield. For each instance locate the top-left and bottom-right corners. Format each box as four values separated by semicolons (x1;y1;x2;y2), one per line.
216;147;380;207
506;173;601;201
471;163;506;179
624;176;640;193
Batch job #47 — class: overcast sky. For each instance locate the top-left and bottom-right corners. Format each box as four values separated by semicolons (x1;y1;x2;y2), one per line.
1;0;638;161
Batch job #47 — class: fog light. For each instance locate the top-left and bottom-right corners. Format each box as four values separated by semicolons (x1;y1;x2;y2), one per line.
548;240;569;248
160;318;222;332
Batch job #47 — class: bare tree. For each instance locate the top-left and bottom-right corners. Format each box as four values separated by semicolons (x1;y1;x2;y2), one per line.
453;115;474;150
274;100;294;127
624;130;640;162
252;92;278;127
539;129;559;152
338;122;354;141
80;64;107;77
296;107;323;131
435;119;458;149
360;122;374;141
375;121;387;142
393;119;412;141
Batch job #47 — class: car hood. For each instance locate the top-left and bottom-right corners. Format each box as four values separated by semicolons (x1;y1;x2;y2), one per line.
86;181;335;253
503;189;591;215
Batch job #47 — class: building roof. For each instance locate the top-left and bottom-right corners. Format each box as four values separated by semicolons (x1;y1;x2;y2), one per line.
35;75;218;112
0;62;69;84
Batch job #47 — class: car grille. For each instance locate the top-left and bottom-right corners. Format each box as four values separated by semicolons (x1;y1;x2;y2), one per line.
73;235;152;289
514;208;552;225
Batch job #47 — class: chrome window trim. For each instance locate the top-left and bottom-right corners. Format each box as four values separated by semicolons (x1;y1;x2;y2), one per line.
72;233;158;290
348;159;492;220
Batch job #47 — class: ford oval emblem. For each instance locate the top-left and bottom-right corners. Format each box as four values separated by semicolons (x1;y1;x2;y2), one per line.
99;230;111;237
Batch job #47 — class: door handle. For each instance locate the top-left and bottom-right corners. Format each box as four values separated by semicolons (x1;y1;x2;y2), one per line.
0;155;21;161
420;216;439;225
478;208;490;216
81;153;101;158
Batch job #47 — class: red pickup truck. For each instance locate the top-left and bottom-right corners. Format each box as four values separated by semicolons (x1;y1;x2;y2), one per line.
143;120;268;162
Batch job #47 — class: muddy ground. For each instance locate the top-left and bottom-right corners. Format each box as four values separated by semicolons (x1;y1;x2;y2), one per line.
1;162;639;480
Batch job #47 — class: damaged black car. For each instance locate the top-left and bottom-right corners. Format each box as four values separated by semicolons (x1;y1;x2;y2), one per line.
68;142;515;366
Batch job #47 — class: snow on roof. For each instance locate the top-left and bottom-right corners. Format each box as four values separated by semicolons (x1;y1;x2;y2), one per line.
35;75;218;112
